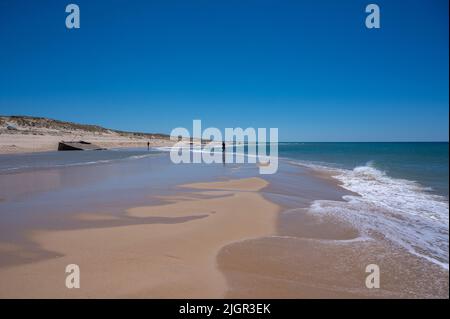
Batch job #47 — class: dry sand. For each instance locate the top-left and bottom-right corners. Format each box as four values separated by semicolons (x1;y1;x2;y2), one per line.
0;177;280;298
0;132;174;154
0;116;176;154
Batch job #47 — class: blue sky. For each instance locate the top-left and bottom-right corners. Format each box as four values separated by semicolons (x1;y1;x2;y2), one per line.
0;0;448;141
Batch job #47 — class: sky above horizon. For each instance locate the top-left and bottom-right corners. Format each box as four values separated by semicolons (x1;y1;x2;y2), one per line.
0;0;448;141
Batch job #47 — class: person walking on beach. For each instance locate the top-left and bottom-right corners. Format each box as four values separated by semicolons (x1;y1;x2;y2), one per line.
222;141;226;165
147;141;150;151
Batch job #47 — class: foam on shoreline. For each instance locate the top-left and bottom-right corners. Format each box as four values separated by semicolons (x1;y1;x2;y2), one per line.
289;160;449;270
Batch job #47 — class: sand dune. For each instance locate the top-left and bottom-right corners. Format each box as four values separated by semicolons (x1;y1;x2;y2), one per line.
0;116;174;154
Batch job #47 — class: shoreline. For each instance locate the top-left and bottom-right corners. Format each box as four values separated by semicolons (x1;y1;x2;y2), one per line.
0;149;448;298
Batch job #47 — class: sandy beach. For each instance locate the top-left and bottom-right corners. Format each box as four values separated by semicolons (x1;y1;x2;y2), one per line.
0;119;448;298
0;116;175;154
0;132;174;154
0;176;279;298
1;0;448;305
0;147;447;299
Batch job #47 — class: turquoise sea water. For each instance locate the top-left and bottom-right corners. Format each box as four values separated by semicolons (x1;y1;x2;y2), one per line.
1;143;447;197
276;142;449;269
278;142;449;197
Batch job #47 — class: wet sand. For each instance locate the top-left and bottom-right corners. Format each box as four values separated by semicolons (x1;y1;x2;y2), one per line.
0;152;448;298
219;210;449;298
0;177;279;298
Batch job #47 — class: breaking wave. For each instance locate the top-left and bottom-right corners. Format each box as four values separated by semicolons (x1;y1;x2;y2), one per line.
290;160;449;270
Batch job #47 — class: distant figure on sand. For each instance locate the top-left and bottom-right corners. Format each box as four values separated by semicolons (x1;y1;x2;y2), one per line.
222;141;226;165
147;141;150;151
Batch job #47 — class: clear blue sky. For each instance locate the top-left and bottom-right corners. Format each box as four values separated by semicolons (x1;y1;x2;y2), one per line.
0;0;448;141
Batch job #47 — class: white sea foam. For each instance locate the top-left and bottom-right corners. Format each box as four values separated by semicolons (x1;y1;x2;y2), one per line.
155;146;275;162
290;160;449;270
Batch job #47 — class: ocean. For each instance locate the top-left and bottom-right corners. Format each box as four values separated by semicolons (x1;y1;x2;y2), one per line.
277;142;449;270
278;142;449;197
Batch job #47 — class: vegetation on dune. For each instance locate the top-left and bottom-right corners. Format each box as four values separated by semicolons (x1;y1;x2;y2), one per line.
0;115;170;139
